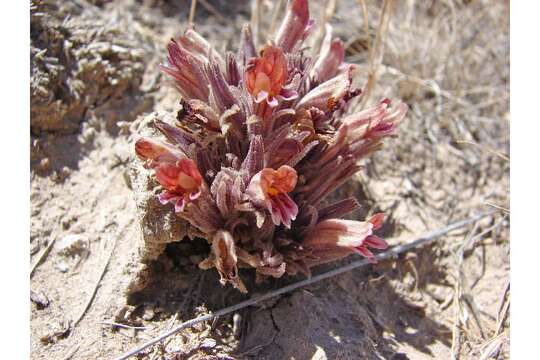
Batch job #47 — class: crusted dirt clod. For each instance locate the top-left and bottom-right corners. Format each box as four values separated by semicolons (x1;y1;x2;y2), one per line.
30;0;147;134
128;113;191;263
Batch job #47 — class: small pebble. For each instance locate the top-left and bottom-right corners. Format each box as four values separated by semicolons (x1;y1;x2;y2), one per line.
142;307;155;321
232;313;242;338
200;338;217;350
56;234;89;257
30;289;50;309
61;166;71;177
39;157;50;171
55;261;69;273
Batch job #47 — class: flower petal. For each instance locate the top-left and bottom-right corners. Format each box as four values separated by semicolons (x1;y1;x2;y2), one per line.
158;191;180;205
355;246;375;262
174;197;186;213
266;96;279;108
363;235;388;250
255;90;269;104
368;213;385;230
278;88;299;101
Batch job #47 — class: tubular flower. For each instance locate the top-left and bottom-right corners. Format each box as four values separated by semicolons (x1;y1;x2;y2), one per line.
246;46;288;107
341;99;408;141
159;39;209;101
310;24;346;84
135;138;203;213
297;66;358;113
275;0;312;53
302;213;388;264
134;0;408;292
246;165;299;229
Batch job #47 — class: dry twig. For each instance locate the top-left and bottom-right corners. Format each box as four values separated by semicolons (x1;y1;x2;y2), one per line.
358;0;393;109
495;280;510;336
269;0;285;35
456;140;509;162
477;330;508;360
30;237;56;278
357;0;372;60
250;0;263;48
60;345;80;360
451;222;480;359
73;236;117;327
102;321;149;331
198;0;233;26
188;0;197;26
485;202;509;214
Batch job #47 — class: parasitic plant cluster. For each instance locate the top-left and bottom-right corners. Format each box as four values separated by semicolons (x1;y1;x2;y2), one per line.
135;0;408;292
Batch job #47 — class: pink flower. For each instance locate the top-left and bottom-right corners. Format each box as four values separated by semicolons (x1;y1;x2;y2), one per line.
246;165;299;228
297;66;359;113
310;24;346;83
135;137;203;213
341;99;408;141
246;45;297;110
302;213;388;263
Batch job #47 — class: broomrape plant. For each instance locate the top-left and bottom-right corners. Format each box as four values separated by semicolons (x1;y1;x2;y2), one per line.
135;0;408;292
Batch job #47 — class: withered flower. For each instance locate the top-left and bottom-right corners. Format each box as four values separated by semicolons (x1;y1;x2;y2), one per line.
341;99;408;141
134;0;408;292
211;230;247;293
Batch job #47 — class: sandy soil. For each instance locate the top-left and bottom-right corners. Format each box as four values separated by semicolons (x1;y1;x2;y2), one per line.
30;0;509;359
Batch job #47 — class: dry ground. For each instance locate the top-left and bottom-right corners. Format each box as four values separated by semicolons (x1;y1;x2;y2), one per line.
30;0;509;359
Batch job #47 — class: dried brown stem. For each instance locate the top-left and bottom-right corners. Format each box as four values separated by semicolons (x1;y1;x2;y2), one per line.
198;0;233;26
269;0;285;35
30;237;56;278
358;0;393;109
188;0;197;26
357;0;372;60
73;236;117;327
250;0;263;48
